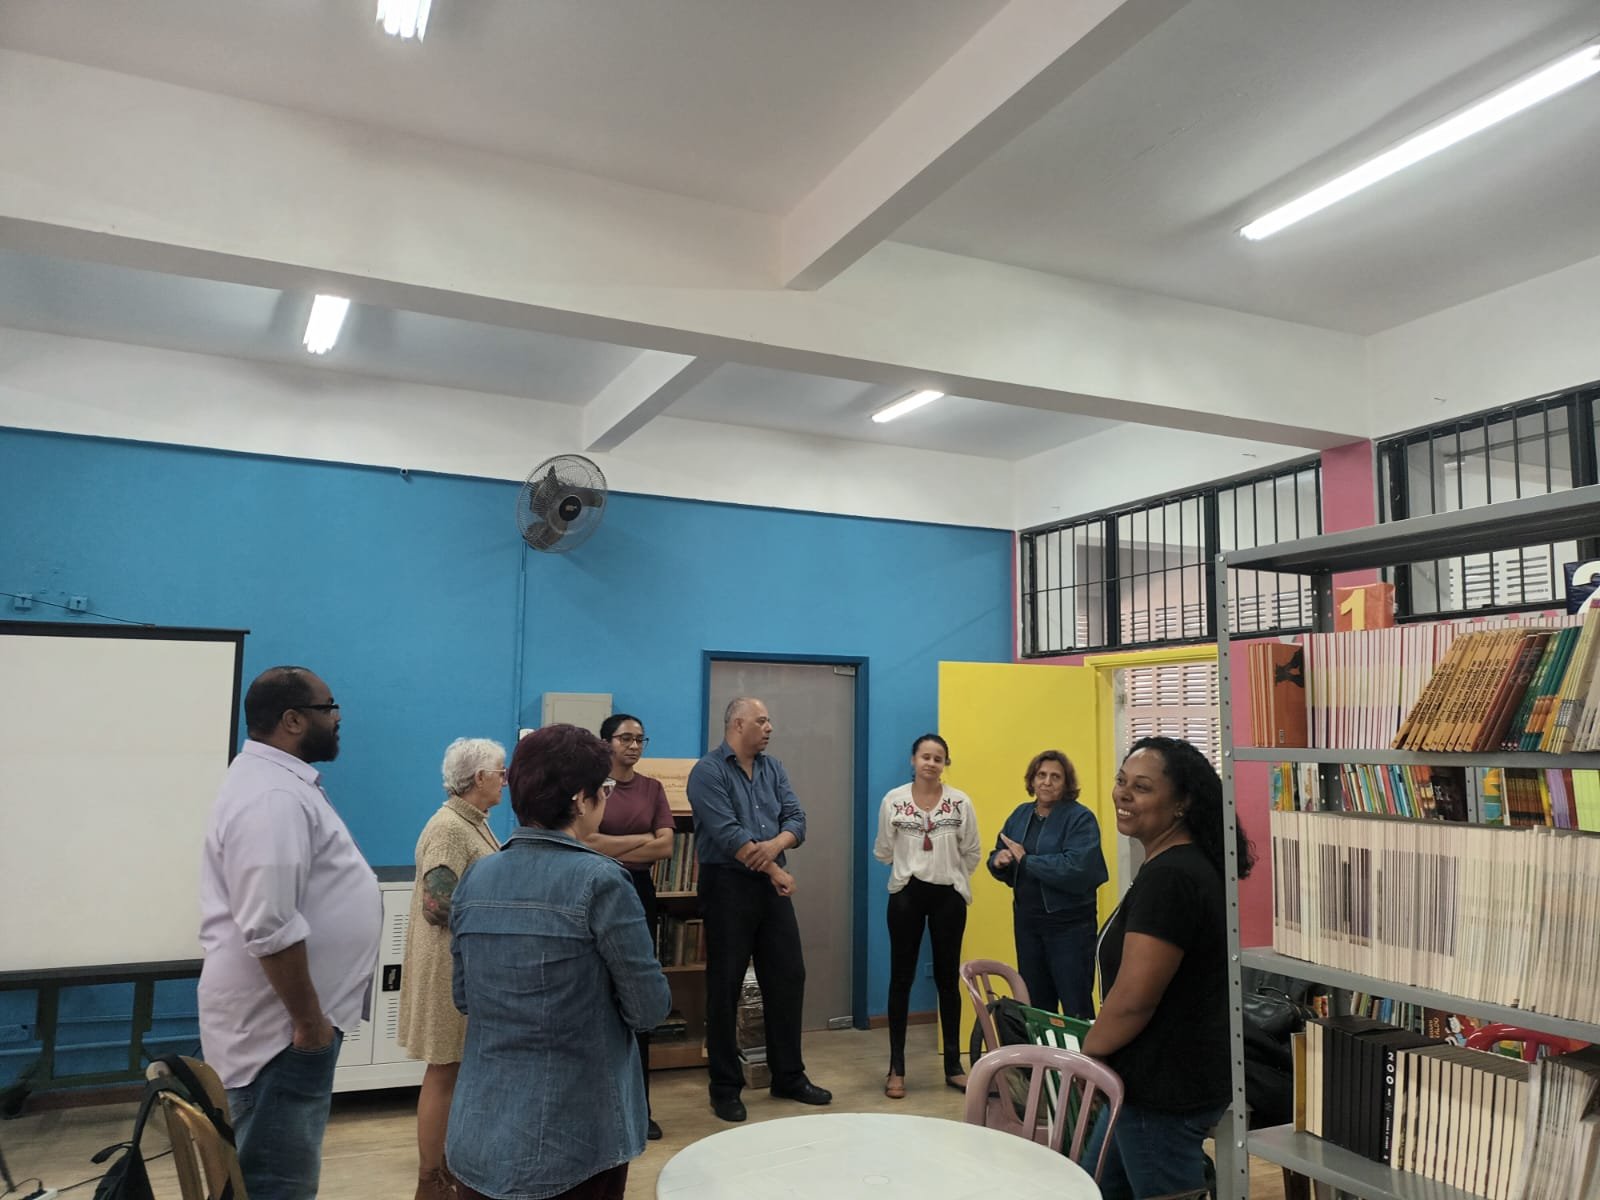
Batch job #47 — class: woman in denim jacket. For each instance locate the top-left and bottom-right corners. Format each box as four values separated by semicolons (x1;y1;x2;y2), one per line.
986;749;1107;1019
446;724;671;1200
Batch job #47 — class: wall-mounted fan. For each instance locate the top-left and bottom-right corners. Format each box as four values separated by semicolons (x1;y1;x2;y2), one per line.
517;454;607;552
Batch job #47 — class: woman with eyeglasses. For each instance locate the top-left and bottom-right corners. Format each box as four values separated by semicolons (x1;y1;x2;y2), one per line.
873;733;982;1099
988;749;1107;1020
397;737;506;1200
587;712;676;1140
447;724;671;1200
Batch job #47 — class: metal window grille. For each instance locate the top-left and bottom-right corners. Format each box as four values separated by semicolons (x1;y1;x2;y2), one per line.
1018;459;1322;656
1378;384;1600;617
1116;661;1221;768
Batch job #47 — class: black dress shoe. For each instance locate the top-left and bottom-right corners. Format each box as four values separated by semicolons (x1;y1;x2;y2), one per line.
647;1118;663;1140
770;1079;832;1106
711;1095;747;1122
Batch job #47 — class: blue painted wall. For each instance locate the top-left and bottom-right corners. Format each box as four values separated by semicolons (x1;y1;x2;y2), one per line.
0;427;1012;1088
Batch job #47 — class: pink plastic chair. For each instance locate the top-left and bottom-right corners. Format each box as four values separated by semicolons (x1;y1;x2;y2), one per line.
1465;1023;1586;1062
959;958;1030;1056
963;1043;1125;1183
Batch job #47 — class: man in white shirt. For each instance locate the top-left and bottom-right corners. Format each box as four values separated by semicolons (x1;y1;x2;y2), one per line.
198;666;381;1200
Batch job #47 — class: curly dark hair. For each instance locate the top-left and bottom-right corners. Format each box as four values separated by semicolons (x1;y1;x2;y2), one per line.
1024;749;1080;801
909;732;950;762
1125;736;1254;880
508;724;614;829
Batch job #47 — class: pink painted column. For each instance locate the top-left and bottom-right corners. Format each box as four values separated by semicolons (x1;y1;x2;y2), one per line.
1233;441;1376;945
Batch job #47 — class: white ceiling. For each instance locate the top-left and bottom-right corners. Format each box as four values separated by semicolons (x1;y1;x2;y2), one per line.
0;250;638;405
671;364;1115;460
0;0;1006;215
3;0;1598;469
900;0;1600;332
0;250;1107;461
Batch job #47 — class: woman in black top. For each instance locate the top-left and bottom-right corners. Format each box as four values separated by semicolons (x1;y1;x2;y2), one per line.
1081;736;1254;1200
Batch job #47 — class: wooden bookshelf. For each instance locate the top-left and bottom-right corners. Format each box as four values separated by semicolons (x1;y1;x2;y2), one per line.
1215;484;1600;1200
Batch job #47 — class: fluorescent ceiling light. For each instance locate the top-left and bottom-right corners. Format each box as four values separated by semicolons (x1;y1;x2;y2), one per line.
1241;42;1600;241
303;295;351;355
377;0;432;41
872;389;945;424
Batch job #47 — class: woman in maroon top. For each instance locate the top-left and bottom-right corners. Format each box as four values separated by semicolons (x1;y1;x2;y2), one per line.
588;712;677;1140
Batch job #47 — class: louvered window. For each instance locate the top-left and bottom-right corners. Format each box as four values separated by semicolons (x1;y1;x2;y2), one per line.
1115;661;1220;768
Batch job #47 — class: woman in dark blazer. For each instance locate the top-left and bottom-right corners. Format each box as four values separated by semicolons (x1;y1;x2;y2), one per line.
987;749;1107;1018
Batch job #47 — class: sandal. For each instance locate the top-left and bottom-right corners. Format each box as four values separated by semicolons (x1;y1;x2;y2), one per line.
945;1073;968;1092
884;1072;906;1100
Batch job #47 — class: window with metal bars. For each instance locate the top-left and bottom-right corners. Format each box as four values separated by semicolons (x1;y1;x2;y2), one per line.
1115;661;1221;768
1018;459;1322;656
1377;383;1600;617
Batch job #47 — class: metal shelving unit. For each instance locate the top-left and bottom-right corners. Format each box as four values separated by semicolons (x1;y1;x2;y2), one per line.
1214;484;1600;1200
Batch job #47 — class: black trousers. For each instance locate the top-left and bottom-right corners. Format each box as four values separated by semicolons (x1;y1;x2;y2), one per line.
885;876;968;1076
625;868;659;1107
699;864;807;1100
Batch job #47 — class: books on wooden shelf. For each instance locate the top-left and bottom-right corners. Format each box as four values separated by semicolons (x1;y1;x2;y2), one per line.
1270;810;1600;1024
656;915;705;967
1241;611;1588;750
651;832;700;892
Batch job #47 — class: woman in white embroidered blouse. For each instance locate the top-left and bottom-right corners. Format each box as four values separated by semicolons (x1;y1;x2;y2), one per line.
872;733;982;1100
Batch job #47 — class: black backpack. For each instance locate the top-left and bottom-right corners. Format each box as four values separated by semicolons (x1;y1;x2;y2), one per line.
92;1056;235;1200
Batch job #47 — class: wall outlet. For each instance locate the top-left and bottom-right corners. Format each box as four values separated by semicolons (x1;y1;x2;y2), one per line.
23;1188;58;1200
10;593;30;611
66;595;88;613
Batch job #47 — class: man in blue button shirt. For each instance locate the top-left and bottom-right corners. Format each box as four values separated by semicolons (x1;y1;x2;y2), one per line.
689;696;833;1122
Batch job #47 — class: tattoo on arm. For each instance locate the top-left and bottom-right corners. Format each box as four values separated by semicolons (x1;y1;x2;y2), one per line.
421;865;459;928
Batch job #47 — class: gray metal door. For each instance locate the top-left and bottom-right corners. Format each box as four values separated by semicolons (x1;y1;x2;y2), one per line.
707;659;855;1030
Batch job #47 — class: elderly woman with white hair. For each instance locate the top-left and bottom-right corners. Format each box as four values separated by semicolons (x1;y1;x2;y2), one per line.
398;737;506;1200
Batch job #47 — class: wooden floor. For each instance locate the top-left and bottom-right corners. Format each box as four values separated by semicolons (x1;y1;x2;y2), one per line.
5;1025;1288;1198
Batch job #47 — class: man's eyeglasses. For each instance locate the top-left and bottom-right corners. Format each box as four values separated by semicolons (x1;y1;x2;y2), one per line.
294;703;341;713
612;734;649;748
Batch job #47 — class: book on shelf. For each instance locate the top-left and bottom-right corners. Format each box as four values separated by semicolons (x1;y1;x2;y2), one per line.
1267;760;1599;829
1300;1016;1533;1199
1241;611;1591;750
650;831;700;892
1514;1046;1600;1200
1270;810;1600;1025
656;915;705;967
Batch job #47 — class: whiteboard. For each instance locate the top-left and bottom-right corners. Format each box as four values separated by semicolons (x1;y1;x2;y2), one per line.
0;624;243;973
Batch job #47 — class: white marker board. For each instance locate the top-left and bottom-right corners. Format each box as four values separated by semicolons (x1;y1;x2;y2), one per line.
0;623;244;973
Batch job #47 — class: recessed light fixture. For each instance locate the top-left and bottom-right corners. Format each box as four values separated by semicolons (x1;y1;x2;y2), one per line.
1240;41;1600;241
377;0;432;41
871;389;945;424
303;295;351;355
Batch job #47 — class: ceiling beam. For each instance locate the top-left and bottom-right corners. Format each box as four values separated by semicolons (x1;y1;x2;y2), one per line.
779;0;1187;290
582;352;717;451
0;50;1366;448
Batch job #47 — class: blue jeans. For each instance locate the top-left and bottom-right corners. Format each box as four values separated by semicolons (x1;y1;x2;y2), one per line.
1013;910;1095;1019
226;1032;343;1200
1081;1099;1225;1200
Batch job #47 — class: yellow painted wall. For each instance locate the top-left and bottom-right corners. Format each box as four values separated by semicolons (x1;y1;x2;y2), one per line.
938;661;1116;1036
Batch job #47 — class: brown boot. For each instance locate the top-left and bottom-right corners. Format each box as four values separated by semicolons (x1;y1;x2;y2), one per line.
416;1167;457;1200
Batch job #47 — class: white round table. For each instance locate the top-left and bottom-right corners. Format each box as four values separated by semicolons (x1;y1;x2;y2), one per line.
655;1112;1101;1200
